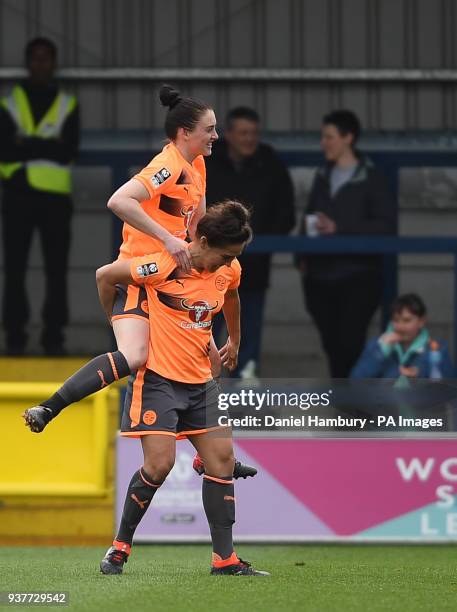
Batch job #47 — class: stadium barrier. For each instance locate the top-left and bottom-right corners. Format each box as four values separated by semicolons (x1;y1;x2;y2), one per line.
247;235;457;349
117;436;457;543
0;373;119;545
78;143;457;339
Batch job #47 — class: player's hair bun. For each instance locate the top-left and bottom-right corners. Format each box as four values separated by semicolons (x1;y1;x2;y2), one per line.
159;84;182;110
226;200;251;226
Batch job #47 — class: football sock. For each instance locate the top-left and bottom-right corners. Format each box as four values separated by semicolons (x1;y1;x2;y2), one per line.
116;468;163;546
202;475;235;560
41;351;130;417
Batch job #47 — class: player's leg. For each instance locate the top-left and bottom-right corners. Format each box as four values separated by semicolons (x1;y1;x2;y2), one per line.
192;451;257;479
101;433;176;575
23;289;149;432
191;367;257;479
193;341;257;480
101;369;178;574
190;430;269;576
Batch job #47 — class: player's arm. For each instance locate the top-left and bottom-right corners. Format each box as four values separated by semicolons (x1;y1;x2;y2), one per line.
188;195;206;240
219;289;241;371
96;260;134;322
107;179;191;272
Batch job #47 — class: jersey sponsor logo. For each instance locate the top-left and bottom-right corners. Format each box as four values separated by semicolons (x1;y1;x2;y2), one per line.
151;167;172;187
215;275;227;291
136;262;158;277
156;292;219;329
181;299;219;329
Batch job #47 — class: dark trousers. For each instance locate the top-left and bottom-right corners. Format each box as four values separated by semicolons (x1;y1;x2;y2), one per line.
213;287;267;376
303;272;382;378
2;192;72;350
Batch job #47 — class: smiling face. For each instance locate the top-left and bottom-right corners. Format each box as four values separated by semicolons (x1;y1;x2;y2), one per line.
225;118;259;159
392;308;426;344
320;123;354;163
179;109;218;158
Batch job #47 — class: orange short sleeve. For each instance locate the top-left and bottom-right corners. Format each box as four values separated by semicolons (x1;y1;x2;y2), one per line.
133;154;180;199
228;258;241;290
130;252;177;286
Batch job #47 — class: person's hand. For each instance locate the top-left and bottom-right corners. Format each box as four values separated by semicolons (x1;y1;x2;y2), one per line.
219;336;239;371
399;366;419;378
315;212;337;235
379;331;401;346
163;235;192;273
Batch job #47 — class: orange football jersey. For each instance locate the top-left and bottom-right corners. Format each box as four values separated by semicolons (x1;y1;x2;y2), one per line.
119;142;206;259
130;250;241;383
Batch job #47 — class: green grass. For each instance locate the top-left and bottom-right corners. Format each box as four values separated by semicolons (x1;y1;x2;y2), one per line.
1;545;456;611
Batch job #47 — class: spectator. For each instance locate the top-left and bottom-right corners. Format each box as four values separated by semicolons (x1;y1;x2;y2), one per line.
206;106;295;379
351;293;454;379
0;38;79;355
298;110;396;378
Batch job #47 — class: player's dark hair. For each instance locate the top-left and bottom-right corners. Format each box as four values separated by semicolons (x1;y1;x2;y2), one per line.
196;200;253;247
159;84;213;140
322;109;361;147
391;294;427;318
25;37;57;62
225;106;260;129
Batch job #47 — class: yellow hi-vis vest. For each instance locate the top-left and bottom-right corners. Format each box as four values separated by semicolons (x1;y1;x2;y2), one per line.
0;85;76;194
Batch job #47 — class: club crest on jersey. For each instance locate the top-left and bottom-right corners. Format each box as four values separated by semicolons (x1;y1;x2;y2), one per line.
136;262;158;277
151;167;171;187
181;299;218;329
215;275;227;291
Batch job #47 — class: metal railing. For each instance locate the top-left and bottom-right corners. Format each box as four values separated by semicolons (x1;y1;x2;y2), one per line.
3;68;457;82
75;145;457;352
248;235;457;352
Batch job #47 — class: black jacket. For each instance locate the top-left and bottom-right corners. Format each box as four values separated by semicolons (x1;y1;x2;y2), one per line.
300;156;396;280
206;139;295;289
0;80;79;203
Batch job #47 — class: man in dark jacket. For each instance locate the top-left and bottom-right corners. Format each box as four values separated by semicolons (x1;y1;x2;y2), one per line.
299;110;396;378
0;38;79;355
206;107;295;378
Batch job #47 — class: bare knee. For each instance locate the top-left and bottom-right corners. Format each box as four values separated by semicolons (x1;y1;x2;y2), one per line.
143;457;175;482
203;446;235;477
120;344;148;371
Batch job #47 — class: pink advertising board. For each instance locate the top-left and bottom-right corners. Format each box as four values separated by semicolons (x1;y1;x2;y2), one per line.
116;436;457;541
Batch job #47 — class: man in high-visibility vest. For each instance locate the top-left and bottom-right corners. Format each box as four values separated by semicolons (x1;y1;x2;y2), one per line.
0;38;79;355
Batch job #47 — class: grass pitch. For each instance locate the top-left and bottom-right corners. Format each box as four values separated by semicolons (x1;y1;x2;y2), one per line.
1;545;456;611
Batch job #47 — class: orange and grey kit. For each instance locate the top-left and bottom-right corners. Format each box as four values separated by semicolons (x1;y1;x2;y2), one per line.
38;351;130;418
114;468;236;564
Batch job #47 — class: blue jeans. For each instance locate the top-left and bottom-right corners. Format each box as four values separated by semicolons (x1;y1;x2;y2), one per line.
212;288;267;376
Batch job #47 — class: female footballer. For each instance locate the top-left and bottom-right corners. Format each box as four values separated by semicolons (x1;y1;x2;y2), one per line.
97;201;268;576
23;85;256;479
